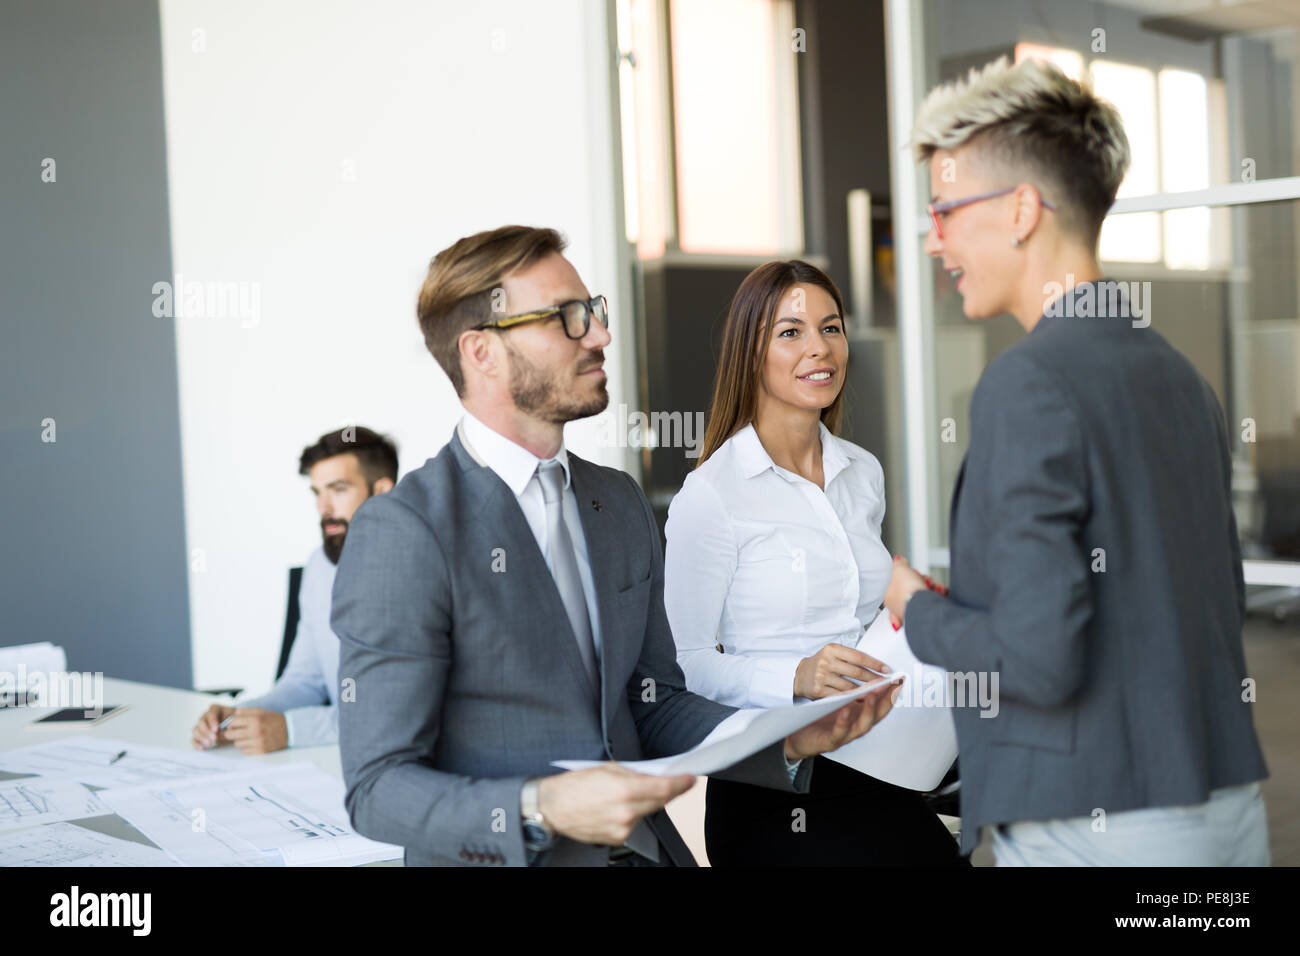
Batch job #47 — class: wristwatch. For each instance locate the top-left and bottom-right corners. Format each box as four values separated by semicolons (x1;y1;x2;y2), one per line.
521;778;554;853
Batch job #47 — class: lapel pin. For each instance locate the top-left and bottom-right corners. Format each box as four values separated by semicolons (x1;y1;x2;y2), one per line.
591;499;602;511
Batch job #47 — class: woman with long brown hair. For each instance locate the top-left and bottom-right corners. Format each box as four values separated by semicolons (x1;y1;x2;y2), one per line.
663;260;966;865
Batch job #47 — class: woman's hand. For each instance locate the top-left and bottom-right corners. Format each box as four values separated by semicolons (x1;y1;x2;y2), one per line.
794;643;891;699
884;556;947;629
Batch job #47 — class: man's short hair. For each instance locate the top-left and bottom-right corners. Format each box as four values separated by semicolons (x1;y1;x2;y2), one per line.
910;56;1131;250
415;225;568;396
298;426;398;488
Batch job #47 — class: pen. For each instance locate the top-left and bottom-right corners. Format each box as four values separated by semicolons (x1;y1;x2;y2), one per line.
218;714;235;731
109;750;126;764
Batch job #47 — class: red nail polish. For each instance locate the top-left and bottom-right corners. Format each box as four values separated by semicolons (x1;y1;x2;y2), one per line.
891;621;899;631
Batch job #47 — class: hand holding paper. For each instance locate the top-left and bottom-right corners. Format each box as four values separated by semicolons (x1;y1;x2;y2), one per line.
784;671;903;760
548;675;902;850
554;672;903;778
821;610;959;791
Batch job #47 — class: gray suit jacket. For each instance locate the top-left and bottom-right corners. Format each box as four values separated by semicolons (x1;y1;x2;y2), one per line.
331;420;812;866
907;280;1268;855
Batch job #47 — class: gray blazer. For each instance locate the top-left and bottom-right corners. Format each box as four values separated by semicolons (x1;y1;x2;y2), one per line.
906;279;1268;855
331;420;812;866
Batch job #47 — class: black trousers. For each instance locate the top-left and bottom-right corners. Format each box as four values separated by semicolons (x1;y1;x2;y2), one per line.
705;756;970;866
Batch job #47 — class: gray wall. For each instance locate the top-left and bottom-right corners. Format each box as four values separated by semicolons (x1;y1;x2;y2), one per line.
0;0;192;687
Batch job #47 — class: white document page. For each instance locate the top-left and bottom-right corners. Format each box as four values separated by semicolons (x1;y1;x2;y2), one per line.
0;643;67;680
0;776;112;832
0;735;247;789
552;675;900;777
0;821;179;866
99;764;403;867
820;611;958;791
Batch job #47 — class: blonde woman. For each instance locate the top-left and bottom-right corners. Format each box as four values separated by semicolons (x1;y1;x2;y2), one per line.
664;260;964;866
885;57;1269;865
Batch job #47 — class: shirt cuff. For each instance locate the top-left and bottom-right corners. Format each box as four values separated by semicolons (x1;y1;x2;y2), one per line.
783;755;803;781
749;655;805;709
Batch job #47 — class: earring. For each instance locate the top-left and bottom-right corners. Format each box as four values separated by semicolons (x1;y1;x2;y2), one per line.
1011;235;1023;247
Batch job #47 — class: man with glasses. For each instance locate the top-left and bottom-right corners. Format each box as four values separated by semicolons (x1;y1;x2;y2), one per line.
330;225;901;866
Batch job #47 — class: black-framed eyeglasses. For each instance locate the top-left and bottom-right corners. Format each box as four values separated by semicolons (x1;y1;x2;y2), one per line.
927;187;1057;240
476;294;609;340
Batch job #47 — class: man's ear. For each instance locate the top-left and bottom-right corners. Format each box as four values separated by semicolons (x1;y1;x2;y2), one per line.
458;328;500;383
371;477;395;495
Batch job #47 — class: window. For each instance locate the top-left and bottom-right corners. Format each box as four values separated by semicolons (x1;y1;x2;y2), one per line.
617;0;803;258
1015;43;1226;270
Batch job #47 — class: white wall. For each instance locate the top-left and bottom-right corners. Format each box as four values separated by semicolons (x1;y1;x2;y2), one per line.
158;0;631;693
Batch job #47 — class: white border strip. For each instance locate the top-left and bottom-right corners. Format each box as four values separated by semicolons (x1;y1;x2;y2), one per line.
916;176;1300;234
885;0;933;572
1110;177;1300;214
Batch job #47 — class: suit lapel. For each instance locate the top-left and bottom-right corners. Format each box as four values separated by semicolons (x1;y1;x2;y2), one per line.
450;429;601;706
949;452;968;552
568;456;621;732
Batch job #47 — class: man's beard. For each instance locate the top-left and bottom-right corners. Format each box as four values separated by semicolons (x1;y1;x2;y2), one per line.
322;521;347;564
504;339;609;424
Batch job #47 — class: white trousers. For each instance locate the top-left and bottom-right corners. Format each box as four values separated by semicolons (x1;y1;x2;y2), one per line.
987;781;1270;866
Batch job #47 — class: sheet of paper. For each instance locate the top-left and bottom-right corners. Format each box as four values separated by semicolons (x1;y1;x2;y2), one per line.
0;821;179;866
99;764;403;867
0;776;112;832
552;675;899;777
0;735;247;789
819;611;958;791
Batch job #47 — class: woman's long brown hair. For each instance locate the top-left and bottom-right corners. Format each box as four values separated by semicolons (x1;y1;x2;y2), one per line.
696;260;847;467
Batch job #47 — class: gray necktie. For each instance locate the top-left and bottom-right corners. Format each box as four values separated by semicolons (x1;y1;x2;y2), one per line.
536;460;659;863
536;461;599;691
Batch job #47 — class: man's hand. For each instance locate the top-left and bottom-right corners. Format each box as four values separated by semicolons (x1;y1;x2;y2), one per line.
537;765;695;846
794;643;891;699
191;702;234;750
783;675;903;761
223;707;289;755
884;556;944;628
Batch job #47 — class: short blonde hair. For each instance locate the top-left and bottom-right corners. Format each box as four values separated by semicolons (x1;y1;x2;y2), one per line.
416;225;566;396
911;56;1130;248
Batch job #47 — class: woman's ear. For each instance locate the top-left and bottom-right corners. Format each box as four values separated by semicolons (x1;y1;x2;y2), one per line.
1011;182;1047;240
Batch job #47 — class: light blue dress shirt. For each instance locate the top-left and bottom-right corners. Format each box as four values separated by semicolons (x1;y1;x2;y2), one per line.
238;546;340;747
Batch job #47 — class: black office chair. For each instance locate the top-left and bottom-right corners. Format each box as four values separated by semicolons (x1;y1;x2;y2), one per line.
275;566;304;680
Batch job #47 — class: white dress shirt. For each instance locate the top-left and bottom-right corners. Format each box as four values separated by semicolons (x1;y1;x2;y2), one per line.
664;422;892;709
239;546;340;747
461;410;604;663
460;411;797;779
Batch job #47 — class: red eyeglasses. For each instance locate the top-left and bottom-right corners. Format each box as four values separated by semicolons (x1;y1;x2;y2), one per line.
927;187;1057;240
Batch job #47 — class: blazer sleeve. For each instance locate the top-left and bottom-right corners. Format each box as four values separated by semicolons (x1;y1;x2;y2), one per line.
1206;378;1245;625
621;472;812;793
331;492;529;865
905;349;1093;709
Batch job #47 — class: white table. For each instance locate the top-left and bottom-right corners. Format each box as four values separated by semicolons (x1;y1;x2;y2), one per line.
0;677;397;864
1;678;962;866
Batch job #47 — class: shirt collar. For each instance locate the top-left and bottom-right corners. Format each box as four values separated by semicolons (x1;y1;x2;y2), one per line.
732;421;851;485
460;409;571;495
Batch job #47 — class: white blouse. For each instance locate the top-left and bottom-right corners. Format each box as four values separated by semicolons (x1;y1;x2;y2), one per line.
664;422;892;709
